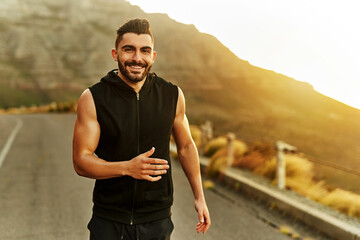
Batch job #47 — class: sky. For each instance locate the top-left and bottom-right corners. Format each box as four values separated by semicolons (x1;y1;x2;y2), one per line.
127;0;360;110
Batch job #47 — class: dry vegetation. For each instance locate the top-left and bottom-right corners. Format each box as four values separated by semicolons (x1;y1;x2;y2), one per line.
200;134;360;219
0;101;77;114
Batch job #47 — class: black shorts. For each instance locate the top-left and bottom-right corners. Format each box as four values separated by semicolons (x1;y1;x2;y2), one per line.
88;214;174;240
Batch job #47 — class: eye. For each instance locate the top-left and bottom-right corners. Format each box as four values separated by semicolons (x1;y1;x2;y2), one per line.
124;47;133;52
142;48;152;54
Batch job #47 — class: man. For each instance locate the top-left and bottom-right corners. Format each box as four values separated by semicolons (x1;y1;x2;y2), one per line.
73;18;211;240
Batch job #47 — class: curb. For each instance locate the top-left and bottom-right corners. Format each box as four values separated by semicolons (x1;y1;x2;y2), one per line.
199;157;360;240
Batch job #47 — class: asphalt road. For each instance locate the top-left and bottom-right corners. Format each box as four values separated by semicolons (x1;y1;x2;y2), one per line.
0;114;331;240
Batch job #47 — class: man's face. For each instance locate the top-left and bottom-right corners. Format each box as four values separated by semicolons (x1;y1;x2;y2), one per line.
113;33;156;83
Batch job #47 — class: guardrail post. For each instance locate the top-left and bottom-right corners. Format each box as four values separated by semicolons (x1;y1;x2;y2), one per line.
200;120;213;155
226;133;235;168
276;141;297;190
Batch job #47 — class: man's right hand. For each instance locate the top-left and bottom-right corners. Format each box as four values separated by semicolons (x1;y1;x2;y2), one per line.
126;147;169;182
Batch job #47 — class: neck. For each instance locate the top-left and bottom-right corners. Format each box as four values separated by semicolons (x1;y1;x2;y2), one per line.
117;71;146;93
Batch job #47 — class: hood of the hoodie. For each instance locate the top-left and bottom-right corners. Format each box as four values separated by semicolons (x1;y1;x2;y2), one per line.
100;69;154;93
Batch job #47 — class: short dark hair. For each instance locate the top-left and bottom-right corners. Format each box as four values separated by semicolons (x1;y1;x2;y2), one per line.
115;18;154;49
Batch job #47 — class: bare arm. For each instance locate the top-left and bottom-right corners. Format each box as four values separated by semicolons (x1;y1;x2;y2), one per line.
172;87;211;234
72;89;169;181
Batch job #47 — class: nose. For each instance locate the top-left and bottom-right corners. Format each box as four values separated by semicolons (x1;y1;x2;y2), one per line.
132;50;142;62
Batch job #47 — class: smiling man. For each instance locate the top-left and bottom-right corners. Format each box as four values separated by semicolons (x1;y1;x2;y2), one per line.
73;18;210;240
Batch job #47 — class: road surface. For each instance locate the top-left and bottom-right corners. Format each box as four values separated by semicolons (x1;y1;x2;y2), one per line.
0;114;331;240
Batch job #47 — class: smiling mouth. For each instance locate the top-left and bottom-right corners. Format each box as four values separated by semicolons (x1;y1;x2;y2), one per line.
129;65;143;70
126;62;147;72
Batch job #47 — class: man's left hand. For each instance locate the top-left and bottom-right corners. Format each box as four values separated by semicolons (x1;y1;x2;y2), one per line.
195;199;211;234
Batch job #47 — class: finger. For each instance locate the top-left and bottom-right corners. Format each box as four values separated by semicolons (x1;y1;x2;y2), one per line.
144;158;168;165
196;221;205;229
202;217;211;234
196;215;210;234
196;210;205;233
196;223;204;230
142;147;155;158
196;222;207;234
203;221;210;234
142;170;167;175
202;213;211;234
145;175;162;182
196;225;205;233
143;163;169;170
146;158;168;164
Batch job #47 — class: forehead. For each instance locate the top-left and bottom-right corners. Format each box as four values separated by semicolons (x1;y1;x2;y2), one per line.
118;33;153;49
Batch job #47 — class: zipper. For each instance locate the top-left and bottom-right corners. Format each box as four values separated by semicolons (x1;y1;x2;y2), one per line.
130;92;140;225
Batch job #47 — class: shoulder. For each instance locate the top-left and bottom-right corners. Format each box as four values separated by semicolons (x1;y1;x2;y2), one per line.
79;88;93;101
77;89;96;119
151;73;179;97
89;81;106;93
176;86;185;106
152;73;177;88
88;80;112;106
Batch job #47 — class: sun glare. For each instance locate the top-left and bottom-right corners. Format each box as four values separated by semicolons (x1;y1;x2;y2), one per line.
128;0;360;109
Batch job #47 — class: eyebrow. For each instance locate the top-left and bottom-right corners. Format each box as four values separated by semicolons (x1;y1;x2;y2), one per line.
141;46;152;51
121;45;152;51
121;45;135;50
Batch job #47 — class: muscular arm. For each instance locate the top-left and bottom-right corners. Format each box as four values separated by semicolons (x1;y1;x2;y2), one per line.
72;89;168;181
172;87;211;234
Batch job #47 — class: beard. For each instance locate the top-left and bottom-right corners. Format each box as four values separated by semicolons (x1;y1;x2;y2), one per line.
118;57;152;83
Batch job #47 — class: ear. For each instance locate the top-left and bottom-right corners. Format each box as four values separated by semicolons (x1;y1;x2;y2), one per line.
152;50;157;63
111;48;118;61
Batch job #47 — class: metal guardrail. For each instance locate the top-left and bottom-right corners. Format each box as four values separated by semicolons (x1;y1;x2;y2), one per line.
198;156;360;240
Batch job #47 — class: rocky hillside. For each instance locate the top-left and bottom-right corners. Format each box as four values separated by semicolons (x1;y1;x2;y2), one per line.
1;0;360;188
0;0;137;105
0;0;247;105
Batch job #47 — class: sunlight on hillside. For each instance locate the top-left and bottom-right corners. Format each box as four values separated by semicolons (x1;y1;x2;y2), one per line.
128;0;360;110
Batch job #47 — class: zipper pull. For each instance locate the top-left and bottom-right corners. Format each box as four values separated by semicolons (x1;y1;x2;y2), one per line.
136;92;140;101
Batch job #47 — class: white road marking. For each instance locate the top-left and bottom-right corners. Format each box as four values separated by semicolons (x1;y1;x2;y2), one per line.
0;118;23;168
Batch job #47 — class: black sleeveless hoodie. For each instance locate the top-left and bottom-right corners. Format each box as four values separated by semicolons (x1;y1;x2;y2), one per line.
89;69;178;224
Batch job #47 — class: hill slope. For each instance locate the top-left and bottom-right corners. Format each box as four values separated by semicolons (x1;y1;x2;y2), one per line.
1;0;360;190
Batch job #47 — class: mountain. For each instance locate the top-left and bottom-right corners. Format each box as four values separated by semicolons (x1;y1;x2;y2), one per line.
1;0;360;190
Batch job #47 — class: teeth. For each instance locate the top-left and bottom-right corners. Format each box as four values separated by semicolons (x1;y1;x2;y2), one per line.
129;66;142;70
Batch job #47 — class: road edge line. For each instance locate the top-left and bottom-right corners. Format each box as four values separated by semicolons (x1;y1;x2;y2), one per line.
0;118;23;168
